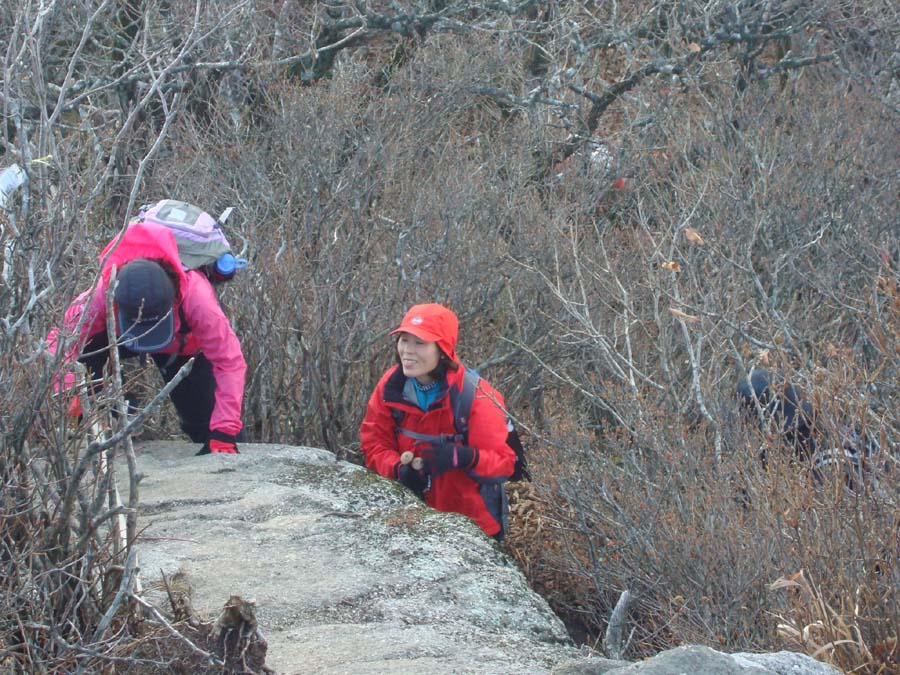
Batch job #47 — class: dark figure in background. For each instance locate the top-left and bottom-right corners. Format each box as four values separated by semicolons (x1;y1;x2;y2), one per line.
737;369;882;490
737;369;817;463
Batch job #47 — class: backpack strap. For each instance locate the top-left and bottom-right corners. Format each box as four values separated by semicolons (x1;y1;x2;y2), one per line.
392;408;454;443
397;428;460;444
452;367;480;445
158;305;191;370
393;367;480;445
390;407;405;427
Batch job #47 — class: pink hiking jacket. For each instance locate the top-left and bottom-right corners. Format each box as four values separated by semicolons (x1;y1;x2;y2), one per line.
47;222;246;436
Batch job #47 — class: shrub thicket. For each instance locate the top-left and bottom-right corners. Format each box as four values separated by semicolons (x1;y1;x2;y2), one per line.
2;0;898;671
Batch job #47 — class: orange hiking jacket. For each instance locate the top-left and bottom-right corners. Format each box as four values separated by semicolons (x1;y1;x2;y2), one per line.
360;364;515;536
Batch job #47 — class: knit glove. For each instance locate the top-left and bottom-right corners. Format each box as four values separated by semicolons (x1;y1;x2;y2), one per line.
197;430;239;455
419;441;477;477
396;462;428;498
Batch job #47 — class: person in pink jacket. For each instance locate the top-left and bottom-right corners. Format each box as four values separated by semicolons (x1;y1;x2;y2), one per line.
47;219;247;455
360;303;516;539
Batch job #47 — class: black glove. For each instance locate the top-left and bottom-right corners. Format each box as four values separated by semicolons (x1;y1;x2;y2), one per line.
396;463;428;499
419;441;477;477
197;430;240;455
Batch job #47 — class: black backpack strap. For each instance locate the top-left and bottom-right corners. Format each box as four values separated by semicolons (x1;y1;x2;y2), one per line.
159;305;191;371
177;304;190;346
390;407;405;428
453;368;480;445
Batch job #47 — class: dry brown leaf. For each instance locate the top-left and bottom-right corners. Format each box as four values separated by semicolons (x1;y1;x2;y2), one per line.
778;624;802;640
683;227;705;245
758;349;770;366
770;575;804;590
688;42;702;53
661;261;682;272
669;307;700;324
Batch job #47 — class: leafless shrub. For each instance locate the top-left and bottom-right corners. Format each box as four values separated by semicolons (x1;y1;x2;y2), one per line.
1;2;257;669
504;13;900;667
2;0;899;671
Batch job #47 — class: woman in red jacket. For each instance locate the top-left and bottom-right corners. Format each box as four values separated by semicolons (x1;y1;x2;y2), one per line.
360;303;516;539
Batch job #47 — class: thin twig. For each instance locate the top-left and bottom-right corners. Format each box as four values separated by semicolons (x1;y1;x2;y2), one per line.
89;547;139;644
131;594;224;667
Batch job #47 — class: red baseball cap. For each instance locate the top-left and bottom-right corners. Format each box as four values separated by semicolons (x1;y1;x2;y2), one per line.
390;303;459;363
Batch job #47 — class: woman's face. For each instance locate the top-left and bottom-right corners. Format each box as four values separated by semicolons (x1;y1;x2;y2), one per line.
396;332;441;384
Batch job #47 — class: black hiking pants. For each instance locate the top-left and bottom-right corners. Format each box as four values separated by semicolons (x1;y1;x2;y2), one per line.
78;331;224;443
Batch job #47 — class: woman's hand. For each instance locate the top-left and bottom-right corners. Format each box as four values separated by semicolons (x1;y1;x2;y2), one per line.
419;441;477;476
396;463;429;498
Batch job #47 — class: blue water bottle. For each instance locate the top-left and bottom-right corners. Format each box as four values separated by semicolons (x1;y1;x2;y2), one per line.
212;253;248;283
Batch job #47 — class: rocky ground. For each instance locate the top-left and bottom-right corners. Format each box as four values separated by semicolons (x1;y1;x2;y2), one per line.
124;442;843;675
127;441;577;674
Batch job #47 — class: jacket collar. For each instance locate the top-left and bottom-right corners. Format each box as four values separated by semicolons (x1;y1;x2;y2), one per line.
383;364;465;409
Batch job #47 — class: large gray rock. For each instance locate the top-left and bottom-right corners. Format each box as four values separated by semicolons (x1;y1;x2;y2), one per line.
551;656;631;674
126;443;839;675
554;646;843;675
732;650;845;675
128;441;578;674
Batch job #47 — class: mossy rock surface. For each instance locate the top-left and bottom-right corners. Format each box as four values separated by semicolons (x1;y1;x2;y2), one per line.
128;441;577;674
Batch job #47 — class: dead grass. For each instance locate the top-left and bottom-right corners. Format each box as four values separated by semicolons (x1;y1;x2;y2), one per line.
771;570;899;675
